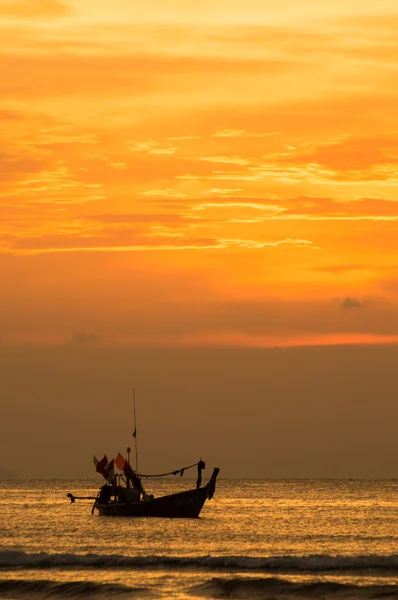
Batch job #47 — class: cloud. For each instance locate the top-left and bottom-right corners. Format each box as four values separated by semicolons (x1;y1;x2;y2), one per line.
70;333;101;345
1;231;313;254
341;297;363;309
214;128;281;138
84;213;192;226
0;0;72;18
276;133;398;183
311;264;366;274
275;196;398;221
142;189;187;198
0;52;299;100
0;3;397;341
0;151;47;183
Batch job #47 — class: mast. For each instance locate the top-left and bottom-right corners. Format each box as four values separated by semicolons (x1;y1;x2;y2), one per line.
133;387;138;473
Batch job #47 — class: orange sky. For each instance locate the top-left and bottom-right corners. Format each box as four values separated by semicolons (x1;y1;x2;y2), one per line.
1;0;398;347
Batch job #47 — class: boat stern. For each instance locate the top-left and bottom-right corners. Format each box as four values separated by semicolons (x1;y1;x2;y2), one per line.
206;467;220;500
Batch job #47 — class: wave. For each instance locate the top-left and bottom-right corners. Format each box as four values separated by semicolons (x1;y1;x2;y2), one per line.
191;577;398;598
0;578;146;598
2;551;398;574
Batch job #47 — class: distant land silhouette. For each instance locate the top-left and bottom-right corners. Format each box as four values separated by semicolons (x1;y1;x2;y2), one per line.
0;465;19;480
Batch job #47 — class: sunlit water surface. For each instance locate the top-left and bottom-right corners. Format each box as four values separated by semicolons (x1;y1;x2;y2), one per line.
1;479;398;599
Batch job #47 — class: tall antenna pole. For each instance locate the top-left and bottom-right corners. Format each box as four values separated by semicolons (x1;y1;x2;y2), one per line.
133;388;138;473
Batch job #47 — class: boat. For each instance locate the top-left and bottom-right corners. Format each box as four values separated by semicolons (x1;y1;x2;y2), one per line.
67;391;219;517
67;456;219;518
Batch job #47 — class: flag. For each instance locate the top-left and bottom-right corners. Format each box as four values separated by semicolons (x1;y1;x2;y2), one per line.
104;459;115;482
123;460;135;479
93;454;108;475
132;428;136;438
115;452;126;471
123;461;143;492
93;454;110;480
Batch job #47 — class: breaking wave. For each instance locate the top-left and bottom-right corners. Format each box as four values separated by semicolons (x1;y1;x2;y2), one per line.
191;577;398;598
0;578;145;598
2;551;398;574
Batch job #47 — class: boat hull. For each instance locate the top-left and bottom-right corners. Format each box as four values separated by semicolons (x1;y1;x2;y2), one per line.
96;485;209;518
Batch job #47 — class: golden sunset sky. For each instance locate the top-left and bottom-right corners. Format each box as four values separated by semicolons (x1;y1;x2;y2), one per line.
1;0;398;348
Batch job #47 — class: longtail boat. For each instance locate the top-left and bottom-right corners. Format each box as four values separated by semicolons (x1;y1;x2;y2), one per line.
67;391;219;517
67;459;219;518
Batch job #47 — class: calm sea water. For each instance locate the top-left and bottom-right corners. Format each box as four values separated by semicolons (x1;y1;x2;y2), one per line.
1;479;398;599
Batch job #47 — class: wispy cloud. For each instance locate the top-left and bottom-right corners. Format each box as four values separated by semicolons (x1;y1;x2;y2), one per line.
1;2;398;346
0;0;72;18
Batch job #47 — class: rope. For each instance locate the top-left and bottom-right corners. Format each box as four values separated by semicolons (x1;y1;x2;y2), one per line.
139;461;200;478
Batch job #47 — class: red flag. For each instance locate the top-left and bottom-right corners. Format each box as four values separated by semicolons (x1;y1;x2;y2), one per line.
115;452;125;471
94;454;108;477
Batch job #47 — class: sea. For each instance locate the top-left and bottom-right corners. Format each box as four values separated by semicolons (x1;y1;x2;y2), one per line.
1;478;398;599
